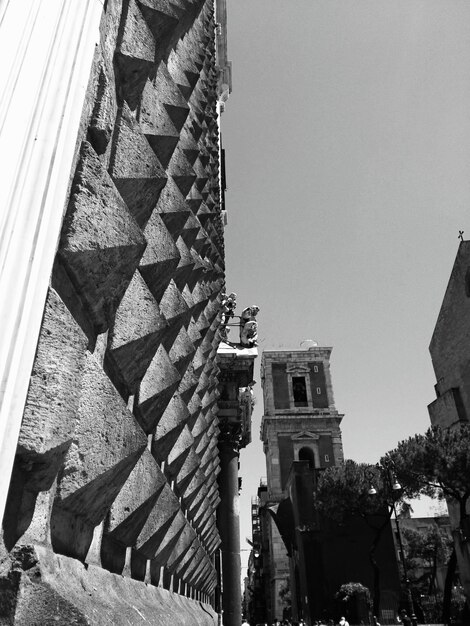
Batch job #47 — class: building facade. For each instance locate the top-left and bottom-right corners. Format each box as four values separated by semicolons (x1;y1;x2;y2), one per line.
255;347;401;624
0;0;257;624
428;239;470;602
259;347;345;622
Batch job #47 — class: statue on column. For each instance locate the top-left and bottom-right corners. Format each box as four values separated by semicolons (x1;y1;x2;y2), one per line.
239;305;259;347
239;385;255;408
219;292;237;340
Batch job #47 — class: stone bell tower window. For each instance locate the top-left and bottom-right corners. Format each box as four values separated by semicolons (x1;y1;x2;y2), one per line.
292;376;308;407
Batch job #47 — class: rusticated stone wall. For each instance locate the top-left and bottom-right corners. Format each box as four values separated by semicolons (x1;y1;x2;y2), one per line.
0;0;226;623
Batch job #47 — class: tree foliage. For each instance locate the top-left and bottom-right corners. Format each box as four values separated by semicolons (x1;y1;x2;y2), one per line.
386;423;470;620
315;460;404;523
315;460;406;617
402;525;452;593
385;424;470;527
335;582;371;605
279;579;291;608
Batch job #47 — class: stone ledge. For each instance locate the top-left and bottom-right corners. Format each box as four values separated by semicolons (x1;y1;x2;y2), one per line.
0;544;217;626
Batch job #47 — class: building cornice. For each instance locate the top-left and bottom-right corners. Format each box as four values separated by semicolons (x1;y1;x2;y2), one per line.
215;0;232;109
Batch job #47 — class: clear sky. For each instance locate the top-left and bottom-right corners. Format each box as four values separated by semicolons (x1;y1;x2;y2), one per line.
220;0;470;572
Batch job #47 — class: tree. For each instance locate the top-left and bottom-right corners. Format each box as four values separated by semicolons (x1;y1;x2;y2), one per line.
315;460;405;617
279;579;292;620
335;582;371;624
386;423;470;622
402;525;452;596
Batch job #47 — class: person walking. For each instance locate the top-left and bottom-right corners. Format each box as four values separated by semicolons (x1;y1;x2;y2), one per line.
338;617;349;626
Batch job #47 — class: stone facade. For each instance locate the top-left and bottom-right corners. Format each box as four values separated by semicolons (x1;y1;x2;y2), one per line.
428;240;470;600
259;348;344;622
0;1;238;623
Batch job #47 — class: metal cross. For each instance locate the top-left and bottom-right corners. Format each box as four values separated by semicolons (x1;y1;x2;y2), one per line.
459;230;464;241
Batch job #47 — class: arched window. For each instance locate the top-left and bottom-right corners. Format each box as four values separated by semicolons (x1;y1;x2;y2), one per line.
298;446;316;469
292;376;308;406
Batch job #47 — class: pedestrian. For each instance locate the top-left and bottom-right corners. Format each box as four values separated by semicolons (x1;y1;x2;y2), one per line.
338;618;349;626
372;617;381;626
398;610;411;626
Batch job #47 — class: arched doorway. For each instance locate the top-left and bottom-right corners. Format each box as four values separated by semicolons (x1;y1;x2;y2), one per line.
298;446;316;469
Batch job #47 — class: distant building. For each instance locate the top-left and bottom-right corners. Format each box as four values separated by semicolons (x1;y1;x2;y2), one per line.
428;239;470;601
259;346;345;622
248;480;270;625
253;346;400;625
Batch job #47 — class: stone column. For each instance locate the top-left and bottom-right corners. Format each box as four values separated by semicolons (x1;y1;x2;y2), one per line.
218;437;242;626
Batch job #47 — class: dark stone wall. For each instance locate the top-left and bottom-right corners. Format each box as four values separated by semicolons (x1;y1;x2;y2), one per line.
287;463;400;624
1;0;225;622
278;435;294;490
273;364;290;410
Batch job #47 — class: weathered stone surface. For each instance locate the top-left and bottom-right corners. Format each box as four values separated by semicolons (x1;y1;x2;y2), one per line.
156;178;192;239
114;0;156;109
151;394;190;461
0;545;217;625
50;353;147;560
18;289;87;464
134;484;181;560
60;142;146;333
105;450;166;545
110;103;167;228
1;290;89;550
137;0;181;45
167;46;198;100
159;278;191;331
180;213;200;249
146;508;186;564
178;364;200;404
3;0;226;613
172;237;196;290
166;425;194;476
139;210;181;302
165;523;197;572
107;271;167;391
89;57;117;155
174;448;200;492
167;326;196;374
168;145;197;198
136;345;181;433
140;63;190;167
185;393;203;431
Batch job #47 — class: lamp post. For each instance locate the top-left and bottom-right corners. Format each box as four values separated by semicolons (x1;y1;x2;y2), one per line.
366;460;418;626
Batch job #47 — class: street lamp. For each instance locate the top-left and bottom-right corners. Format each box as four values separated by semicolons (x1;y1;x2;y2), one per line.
366;459;418;626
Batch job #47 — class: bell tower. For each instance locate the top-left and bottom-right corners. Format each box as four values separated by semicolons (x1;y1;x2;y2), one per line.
260;346;344;620
261;346;344;501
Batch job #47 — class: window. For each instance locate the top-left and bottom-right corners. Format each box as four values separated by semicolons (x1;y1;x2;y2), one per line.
313;365;318;372
316;387;321;395
292;376;308;406
324;454;329;463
